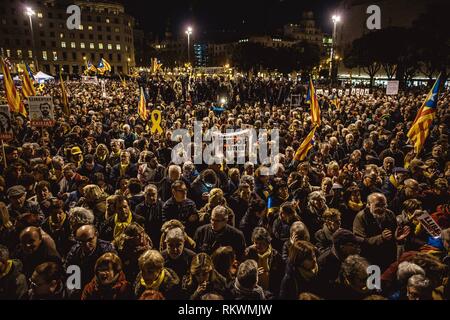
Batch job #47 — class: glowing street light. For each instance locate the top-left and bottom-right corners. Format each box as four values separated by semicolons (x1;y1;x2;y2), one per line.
25;6;39;71
330;14;341;84
185;26;193;64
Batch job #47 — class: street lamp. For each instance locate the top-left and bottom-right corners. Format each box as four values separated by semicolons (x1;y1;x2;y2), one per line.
25;7;39;71
330;14;341;84
127;57;131;74
185;26;193;64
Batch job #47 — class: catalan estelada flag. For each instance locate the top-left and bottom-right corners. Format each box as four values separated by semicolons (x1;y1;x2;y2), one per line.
21;64;36;98
294;125;317;161
85;60;98;75
1;57;27;116
137;87;148;121
407;74;443;154
306;78;321;126
59;70;70;116
97;58;111;75
330;95;340;110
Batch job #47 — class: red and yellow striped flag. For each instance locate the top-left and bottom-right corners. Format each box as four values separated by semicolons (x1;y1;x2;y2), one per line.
137;87;148;121
21;68;36;98
294;125;317;161
1;58;27;116
306;78;321;126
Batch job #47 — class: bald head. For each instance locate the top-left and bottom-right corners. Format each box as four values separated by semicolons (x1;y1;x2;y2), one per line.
20;227;43;254
75;225;98;254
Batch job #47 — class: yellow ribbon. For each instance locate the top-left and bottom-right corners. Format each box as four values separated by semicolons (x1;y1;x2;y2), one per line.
150;110;163;134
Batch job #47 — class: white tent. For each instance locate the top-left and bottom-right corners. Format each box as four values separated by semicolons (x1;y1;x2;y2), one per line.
0;74;20;81
35;71;54;83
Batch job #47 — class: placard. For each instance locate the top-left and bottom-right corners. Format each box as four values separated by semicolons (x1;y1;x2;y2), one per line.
0;105;13;140
29;96;55;127
417;211;442;238
290;94;301;107
345;89;350;96
386;80;399;95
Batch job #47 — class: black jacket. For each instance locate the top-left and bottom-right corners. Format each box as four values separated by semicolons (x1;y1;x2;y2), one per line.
0;259;28;300
135;200;164;246
162;248;196;280
244;245;285;297
194;224;246;261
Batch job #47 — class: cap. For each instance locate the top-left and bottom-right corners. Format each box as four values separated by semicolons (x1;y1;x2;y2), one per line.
71;146;82;155
332;229;364;247
7;185;27;198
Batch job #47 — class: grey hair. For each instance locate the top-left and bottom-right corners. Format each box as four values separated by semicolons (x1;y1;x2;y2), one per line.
251;227;272;244
211;205;228;220
165;227;185;242
339;255;369;283
68;207;95;226
407;274;431;291
397;261;425;283
236;259;258;289
308;191;326;202
240;175;255;188
441;228;450;244
367;192;386;203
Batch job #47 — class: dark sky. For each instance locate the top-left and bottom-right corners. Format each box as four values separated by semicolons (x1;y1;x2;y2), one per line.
119;0;340;40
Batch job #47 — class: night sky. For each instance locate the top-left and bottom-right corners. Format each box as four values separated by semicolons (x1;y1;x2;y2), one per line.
119;0;340;40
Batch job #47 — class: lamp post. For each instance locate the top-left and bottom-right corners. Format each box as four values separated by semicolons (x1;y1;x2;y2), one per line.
185;26;193;64
330;14;341;84
25;7;39;71
127;57;131;74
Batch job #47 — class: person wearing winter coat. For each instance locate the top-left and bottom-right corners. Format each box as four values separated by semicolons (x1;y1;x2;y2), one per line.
133;249;181;299
181;253;230;300
230;259;272;300
244;227;285;298
0;245;28;299
81;252;133;300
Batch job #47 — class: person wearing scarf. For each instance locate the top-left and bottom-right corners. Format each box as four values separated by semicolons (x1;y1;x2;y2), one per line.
134;249;180;299
0;245;28;300
245;227;285;296
231;260;268;300
280;240;322;299
100;196;145;242
81;252;132;300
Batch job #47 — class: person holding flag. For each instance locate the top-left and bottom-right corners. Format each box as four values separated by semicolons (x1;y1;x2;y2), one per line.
1;58;27;117
407;74;444;154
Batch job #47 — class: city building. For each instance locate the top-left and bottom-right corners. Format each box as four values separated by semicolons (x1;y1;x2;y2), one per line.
335;0;443;79
283;11;324;48
0;0;136;75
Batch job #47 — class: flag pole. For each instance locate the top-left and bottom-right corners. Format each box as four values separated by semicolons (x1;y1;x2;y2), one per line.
1;139;7;169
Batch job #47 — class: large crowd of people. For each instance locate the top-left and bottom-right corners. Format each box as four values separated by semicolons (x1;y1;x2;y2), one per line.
0;73;449;300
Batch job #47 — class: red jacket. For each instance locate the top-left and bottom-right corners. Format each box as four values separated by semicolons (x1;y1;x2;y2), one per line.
81;271;133;300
